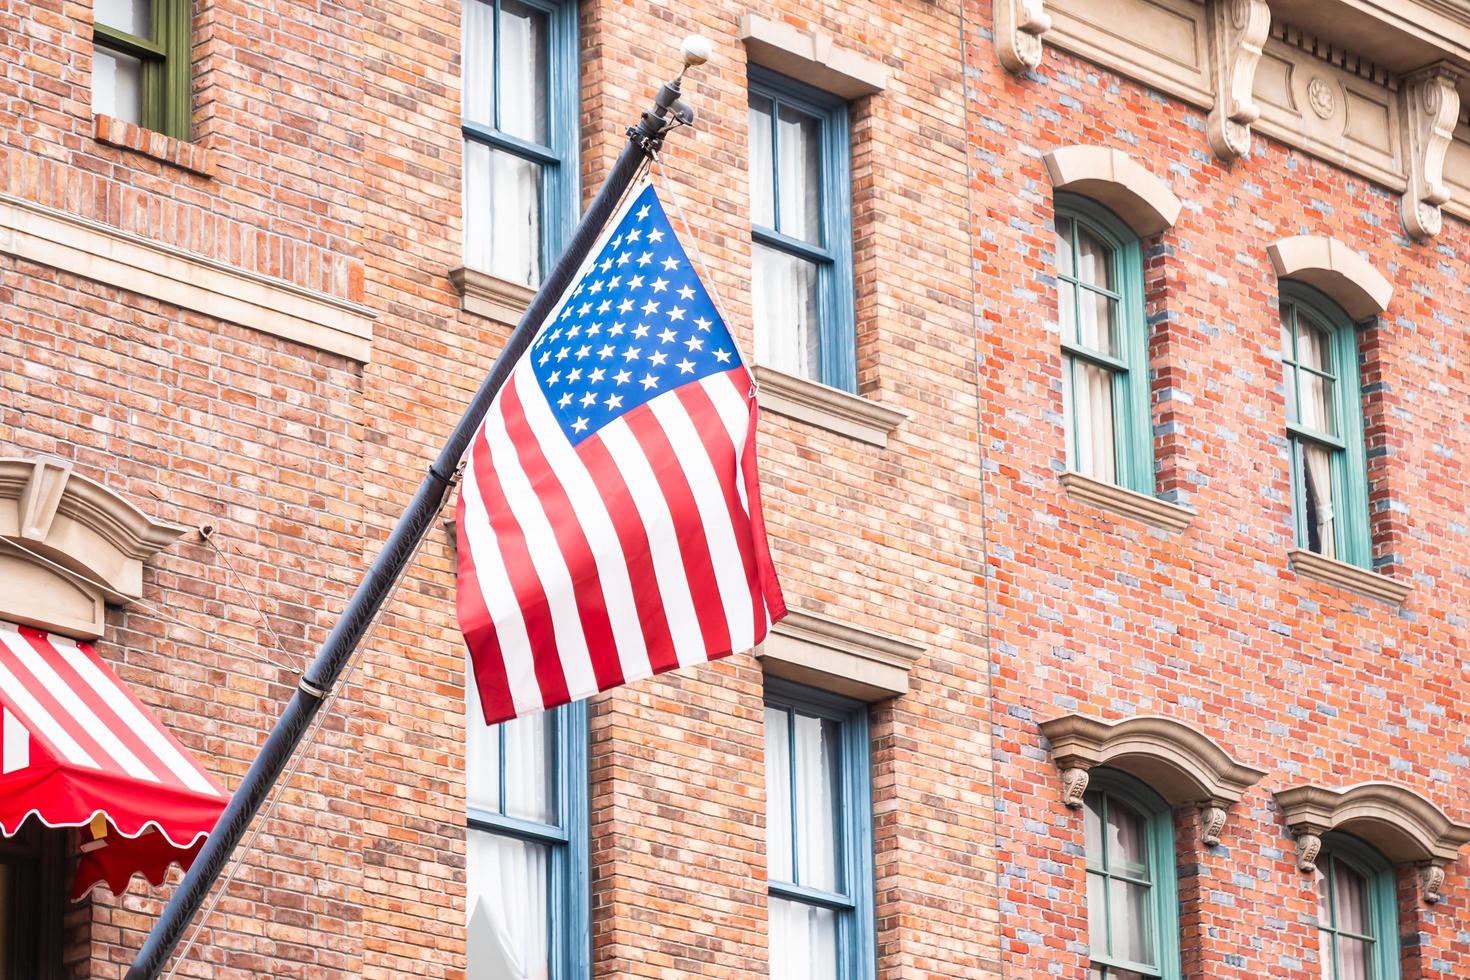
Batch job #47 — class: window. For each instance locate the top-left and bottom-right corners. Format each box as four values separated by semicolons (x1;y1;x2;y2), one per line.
747;69;856;391
1314;835;1400;980
1054;197;1152;493
763;681;874;980
91;0;190;138
465;670;588;980
1082;770;1180;980
1280;286;1371;566
461;0;577;287
0;821;63;980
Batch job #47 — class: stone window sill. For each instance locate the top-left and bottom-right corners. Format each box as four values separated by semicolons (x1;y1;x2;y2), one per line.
1286;548;1413;605
1059;471;1195;532
94;115;214;177
738;13;888;99
756;608;924;702
752;364;908;448
450;266;535;326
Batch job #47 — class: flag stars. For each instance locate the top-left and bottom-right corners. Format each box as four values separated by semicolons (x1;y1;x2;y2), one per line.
658;327;678;345
713;348;733;363
598;258;612;273
694;316;712;332
567;367;582;383
677;285;695;300
637;251;653;266
610;322;625;337
636;204;650;220
617;298;634;314
676;358;695;374
547;370;562;385
580;391;598;408
589;279;604;294
647;228;665;243
650;350;669;367
599;344;615;359
640;374;660;390
558;392;573;408
626;227;641;243
576;345;591;359
597;300;612;314
572;417;589;433
622;347;642;362
684;336;703;352
617;252;631;266
555;347;570;362
632;324;651;339
668;306;686;322
642;299;660;315
586;322;602;337
651;277;669;293
628;275;645;290
589;368;606;384
661;256;680;271
614;369;631;385
538;351;551;366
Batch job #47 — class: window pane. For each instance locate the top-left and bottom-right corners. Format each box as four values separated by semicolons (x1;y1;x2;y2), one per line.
1319;928;1336;980
1333;861;1371;936
466;829;550;980
1069;359;1117;483
1336;937;1371;980
92;47;143;125
1109;878;1154;966
769;896;838;980
462;0;494;125
1280;306;1295;363
776;105;823;244
749;95;775;228
1298;315;1333;374
1055;217;1074;280
1058;283;1077;343
1076;288;1116;355
1075;226;1113;290
1298;372;1335;436
1301;441;1336;558
465;140;543;286
752;243;820;382
502;711;556;824
1086;870;1107;952
498;0;549;144
465;661;502;813
1106;798;1150;878
1314;865;1331;923
764;705;793;883
1083;794;1104;865
792;712;842;892
95;0;150;36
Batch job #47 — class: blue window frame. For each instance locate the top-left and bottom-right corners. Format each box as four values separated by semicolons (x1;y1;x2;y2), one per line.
461;0;579;287
1054;195;1153;493
763;679;875;980
1279;284;1372;567
1082;770;1181;980
1314;834;1401;980
747;68;857;392
465;671;588;980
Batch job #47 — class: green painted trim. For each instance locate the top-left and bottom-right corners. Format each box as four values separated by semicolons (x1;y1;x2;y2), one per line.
93;0;191;139
1280;284;1372;567
1054;194;1154;495
1083;769;1182;980
1317;833;1402;980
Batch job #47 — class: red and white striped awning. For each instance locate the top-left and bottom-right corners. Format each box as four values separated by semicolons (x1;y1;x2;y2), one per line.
0;621;228;898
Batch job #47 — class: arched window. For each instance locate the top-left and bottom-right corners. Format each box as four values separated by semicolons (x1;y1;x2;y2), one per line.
1313;834;1400;980
1082;770;1181;979
1279;285;1370;566
1054;197;1152;493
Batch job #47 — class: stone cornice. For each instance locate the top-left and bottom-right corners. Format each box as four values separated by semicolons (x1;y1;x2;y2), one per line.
1267;236;1393;320
738;13;888;98
1042;145;1182;237
1286;548;1414;604
450;266;536;326
1059;472;1196;532
752;365;909;448
758;608;925;702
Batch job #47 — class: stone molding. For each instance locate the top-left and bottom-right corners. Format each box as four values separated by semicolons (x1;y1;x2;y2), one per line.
0;457;188;637
1037;0;1470;237
450;266;536;326
0;193;375;362
1266;235;1393;320
1286;548;1414;604
1042;145;1183;237
1400;63;1462;240
1040;713;1266;846
1275;782;1470;902
1206;0;1273;160
1059;471;1196;532
995;0;1053;74
738;14;887;98
756;607;925;702
752;365;909;448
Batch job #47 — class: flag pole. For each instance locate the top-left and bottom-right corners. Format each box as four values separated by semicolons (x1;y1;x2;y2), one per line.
124;37;711;980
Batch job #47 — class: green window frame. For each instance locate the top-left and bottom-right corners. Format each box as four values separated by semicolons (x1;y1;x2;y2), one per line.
1083;770;1181;980
465;694;589;980
1314;834;1401;980
747;67;857;392
92;0;192;139
1279;284;1371;567
460;0;579;287
763;679;875;980
1054;195;1153;494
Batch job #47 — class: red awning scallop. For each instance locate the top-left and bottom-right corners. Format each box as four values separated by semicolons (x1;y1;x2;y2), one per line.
0;622;227;899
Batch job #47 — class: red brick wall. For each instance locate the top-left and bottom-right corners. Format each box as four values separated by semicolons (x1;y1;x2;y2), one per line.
963;9;1470;977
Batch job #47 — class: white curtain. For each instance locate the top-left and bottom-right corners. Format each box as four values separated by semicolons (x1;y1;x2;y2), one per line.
769;896;837;980
502;712;555;823
792;714;839;891
497;0;547;143
764;706;793;881
1302;443;1335;557
465;143;541;286
776;107;822;244
464;661;501;813
467;831;550;980
752;246;819;380
1071;360;1116;483
461;0;493;125
748;98;775;228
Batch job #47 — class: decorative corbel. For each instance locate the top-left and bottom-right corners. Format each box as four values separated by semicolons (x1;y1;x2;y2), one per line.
996;0;1051;74
1295;832;1323;873
1420;862;1447;905
1399;63;1461;241
1205;0;1271;160
1200;804;1228;848
1060;767;1090;808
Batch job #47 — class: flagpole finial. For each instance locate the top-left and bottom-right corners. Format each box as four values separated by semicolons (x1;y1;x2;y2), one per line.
680;34;712;69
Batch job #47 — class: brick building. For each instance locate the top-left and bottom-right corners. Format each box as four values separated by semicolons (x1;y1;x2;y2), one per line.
2;0;1469;978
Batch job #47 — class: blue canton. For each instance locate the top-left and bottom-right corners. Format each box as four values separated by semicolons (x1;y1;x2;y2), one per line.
530;184;740;446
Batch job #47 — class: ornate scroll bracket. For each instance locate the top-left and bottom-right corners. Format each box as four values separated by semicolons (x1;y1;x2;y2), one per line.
1060;767;1090;807
1205;0;1271;160
1295;831;1324;873
1200;805;1229;848
996;0;1052;74
1420;862;1448;904
1400;62;1462;241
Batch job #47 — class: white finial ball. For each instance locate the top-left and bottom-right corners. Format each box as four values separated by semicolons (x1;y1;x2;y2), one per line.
681;34;712;67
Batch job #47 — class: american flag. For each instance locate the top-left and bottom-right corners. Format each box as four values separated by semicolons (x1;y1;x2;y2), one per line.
456;180;786;723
